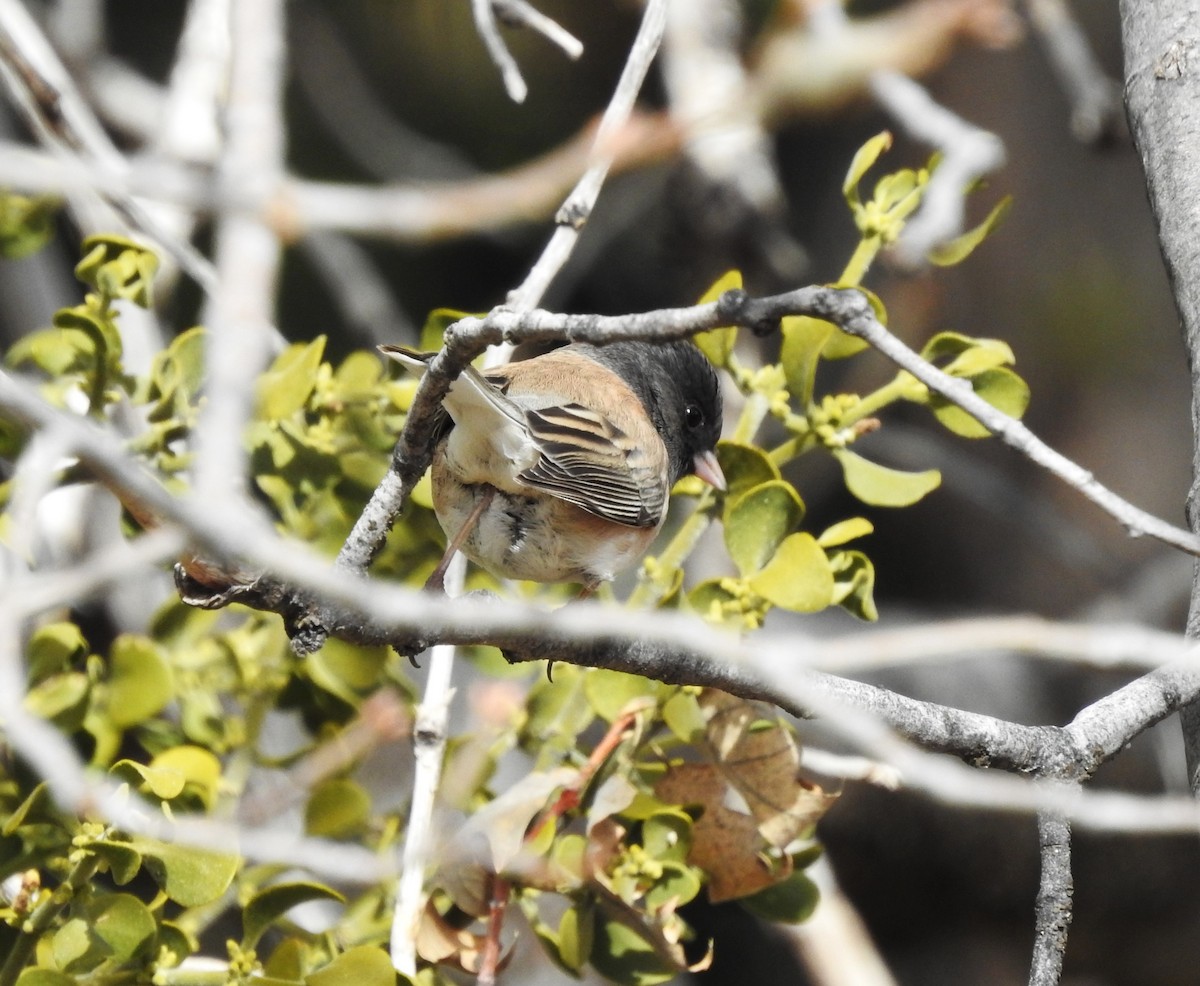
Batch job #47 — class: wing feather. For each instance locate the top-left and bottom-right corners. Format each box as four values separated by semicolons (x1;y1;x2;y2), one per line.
519;404;666;528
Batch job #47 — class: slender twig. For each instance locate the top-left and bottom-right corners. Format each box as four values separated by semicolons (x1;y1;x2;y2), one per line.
472;0;528;103
818;290;1200;556
470;0;583;101
814;615;1189;672
493;0;583;59
1028;807;1074;986
477;875;510;986
508;0;668;310
390;615;461;976
0;0;216;291
1025;0;1123;144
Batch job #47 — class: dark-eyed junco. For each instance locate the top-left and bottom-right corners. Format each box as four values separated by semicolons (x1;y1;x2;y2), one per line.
380;340;725;590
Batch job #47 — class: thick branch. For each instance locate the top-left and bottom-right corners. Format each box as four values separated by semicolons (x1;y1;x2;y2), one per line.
1120;0;1200;794
1028;807;1074;986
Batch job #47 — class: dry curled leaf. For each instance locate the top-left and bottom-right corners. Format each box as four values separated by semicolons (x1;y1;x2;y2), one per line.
655;691;838;902
416;898;514;974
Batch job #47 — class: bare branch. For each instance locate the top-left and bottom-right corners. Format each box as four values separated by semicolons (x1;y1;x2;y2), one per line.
493;0;583;60
823;291;1200;556
470;0;582;103
390;628;459;975
0;0;216;290
1026;0;1124;144
816;615;1189;673
1028;807;1074;986
508;0;669;310
471;0;528;103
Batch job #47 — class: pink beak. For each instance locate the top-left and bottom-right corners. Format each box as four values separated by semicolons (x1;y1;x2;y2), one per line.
693;450;727;491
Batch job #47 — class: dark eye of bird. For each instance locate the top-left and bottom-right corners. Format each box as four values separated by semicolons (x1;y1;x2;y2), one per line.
684;404;704;429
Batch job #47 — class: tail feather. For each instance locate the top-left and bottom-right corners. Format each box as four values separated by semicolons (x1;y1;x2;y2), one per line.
378;344;523;428
378;344;431;375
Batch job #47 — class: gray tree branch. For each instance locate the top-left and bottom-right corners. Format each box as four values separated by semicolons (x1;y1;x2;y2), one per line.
1119;0;1200;793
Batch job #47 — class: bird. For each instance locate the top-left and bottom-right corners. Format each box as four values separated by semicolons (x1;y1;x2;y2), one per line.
380;339;725;592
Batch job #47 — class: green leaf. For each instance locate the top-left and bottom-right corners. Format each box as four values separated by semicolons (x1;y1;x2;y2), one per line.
644;860;702;911
724;480;805;576
305;779;371;839
157;921;197;966
641;810;692;863
693;270;742;367
0;192;58;258
748;533;835;613
305;946;396;986
843;131;892;210
662;690;706;744
244;881;346;949
716;441;780;502
24;671;90;730
53;917;103;972
3;782;52;835
738;870;820;923
780;315;833;405
816;517;873;547
106;634;173;728
75;235;159;307
256;337;327;421
920;332;1016;378
524;663;594;751
26;622;88;683
557;900;595;973
928;367;1031;438
147;327;206;413
263;937;308;980
88;838;143;884
590;920;677;986
928;196;1012;267
111;759;185;800
583;668;661;723
687;578;739;627
147;745;222;809
16;971;77;986
87;893;159;963
874;169;922;215
829;549;879;621
832;448;941;507
132;838;239;906
305;639;389;706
